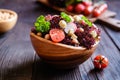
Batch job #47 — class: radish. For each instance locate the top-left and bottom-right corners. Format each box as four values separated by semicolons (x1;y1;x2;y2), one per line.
64;22;77;34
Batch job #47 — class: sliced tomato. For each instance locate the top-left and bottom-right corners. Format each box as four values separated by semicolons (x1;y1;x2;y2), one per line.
93;55;109;69
49;29;65;43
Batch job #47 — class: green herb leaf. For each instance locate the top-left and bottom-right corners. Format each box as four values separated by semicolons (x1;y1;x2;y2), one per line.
34;15;50;33
81;16;92;27
60;12;71;23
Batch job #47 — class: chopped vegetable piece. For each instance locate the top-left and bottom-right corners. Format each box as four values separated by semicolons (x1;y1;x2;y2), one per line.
49;29;65;42
64;22;77;34
61;12;71;23
34;15;50;33
81;16;92;27
59;20;67;29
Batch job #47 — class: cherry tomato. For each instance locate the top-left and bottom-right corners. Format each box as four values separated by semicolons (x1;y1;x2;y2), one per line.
92;8;101;17
84;6;94;16
93;3;108;17
49;29;65;43
66;5;74;12
98;4;108;13
93;55;109;69
75;3;85;13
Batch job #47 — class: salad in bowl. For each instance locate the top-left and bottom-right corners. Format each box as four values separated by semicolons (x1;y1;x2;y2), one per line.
30;12;100;68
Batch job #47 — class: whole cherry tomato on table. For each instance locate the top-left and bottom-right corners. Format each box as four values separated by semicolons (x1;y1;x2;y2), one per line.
93;55;109;69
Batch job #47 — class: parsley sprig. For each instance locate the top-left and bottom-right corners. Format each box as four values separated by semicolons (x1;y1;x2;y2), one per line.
34;15;50;33
60;12;71;23
81;16;92;27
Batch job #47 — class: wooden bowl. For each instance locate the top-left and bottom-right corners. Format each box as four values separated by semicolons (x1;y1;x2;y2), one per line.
0;9;18;33
30;32;100;69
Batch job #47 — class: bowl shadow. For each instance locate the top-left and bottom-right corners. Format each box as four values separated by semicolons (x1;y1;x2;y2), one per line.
32;55;80;80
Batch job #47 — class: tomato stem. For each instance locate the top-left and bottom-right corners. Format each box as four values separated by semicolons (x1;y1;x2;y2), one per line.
99;57;104;63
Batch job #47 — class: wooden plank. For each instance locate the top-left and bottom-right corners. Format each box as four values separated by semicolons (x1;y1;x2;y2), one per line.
0;32;12;45
78;58;98;80
0;23;35;80
102;24;120;50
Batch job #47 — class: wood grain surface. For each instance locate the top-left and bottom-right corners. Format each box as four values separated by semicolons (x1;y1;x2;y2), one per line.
0;0;120;80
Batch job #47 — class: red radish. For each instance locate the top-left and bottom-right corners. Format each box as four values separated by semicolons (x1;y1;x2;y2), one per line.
49;29;65;43
64;22;77;34
66;5;74;12
75;3;85;13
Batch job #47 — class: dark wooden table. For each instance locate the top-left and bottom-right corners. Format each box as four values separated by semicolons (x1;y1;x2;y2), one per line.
0;0;120;80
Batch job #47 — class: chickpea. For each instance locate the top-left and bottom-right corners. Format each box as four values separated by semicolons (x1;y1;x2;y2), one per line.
73;15;80;22
90;30;97;38
37;32;42;37
68;30;74;36
44;34;50;40
9;14;14;19
0;11;14;21
72;38;79;44
69;15;74;22
79;28;84;32
59;20;67;29
71;34;78;39
73;15;83;22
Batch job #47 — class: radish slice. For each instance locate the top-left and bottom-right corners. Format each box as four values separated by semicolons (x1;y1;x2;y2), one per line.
64;22;77;34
